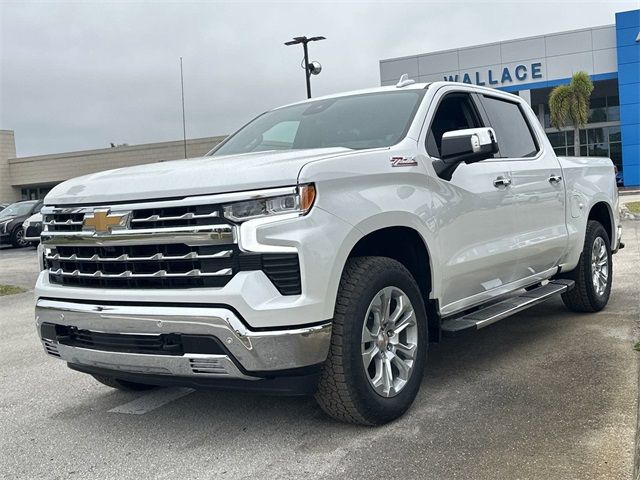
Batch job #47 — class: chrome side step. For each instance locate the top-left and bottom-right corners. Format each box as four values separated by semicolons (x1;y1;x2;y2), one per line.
441;279;575;336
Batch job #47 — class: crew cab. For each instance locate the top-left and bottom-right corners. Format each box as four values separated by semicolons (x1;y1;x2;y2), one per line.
35;80;622;425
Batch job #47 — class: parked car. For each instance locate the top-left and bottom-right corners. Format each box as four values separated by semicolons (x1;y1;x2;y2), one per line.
23;212;43;245
0;203;8;212
34;80;622;425
0;200;43;248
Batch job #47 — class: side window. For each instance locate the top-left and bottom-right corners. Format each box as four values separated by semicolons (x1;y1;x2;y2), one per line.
427;93;482;158
481;95;538;158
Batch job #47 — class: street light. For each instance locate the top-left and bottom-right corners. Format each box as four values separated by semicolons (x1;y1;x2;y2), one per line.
284;35;326;99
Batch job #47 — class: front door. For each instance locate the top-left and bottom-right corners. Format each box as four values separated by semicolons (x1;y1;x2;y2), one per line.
424;88;519;315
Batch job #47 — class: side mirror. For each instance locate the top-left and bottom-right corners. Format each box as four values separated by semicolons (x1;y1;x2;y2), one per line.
433;127;499;180
441;127;499;165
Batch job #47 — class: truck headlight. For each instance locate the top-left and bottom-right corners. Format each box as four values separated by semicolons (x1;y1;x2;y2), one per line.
223;184;315;222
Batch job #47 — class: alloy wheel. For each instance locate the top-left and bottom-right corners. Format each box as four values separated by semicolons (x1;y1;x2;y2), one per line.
361;286;418;398
591;236;608;296
15;228;27;247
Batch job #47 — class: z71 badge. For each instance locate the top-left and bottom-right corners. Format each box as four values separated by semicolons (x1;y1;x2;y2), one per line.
390;156;418;167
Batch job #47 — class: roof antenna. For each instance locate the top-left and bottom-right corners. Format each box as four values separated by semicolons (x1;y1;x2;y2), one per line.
396;73;415;88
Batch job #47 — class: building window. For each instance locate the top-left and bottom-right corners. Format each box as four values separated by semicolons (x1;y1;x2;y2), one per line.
606;95;620;122
548;126;623;172
542;94;620;128
21;185;53;200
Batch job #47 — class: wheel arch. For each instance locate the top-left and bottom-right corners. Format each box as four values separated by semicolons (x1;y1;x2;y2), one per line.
343;225;441;342
588;201;614;248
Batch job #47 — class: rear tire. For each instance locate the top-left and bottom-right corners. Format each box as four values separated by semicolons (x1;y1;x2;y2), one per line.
561;220;612;312
315;256;428;425
92;374;158;392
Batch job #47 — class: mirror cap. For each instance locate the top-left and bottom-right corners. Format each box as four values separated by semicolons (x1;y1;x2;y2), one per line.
441;127;498;162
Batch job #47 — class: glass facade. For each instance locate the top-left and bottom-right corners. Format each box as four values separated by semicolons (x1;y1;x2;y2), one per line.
531;79;623;175
21;185;53;200
542;94;620;129
546;126;622;169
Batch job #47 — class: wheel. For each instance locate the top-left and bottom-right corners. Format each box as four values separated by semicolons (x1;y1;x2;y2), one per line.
10;227;27;248
92;374;158;392
315;256;428;425
561;220;612;312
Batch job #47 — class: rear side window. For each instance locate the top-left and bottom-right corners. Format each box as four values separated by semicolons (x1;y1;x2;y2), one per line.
481;96;538;158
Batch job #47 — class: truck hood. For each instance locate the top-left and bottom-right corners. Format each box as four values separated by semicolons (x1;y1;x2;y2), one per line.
45;148;352;205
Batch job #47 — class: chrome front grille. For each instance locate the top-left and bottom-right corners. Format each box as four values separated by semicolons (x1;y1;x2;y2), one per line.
44;214;84;232
44;204;226;232
41;198;302;293
129;205;222;229
46;244;237;289
49;268;233;279
48;249;232;262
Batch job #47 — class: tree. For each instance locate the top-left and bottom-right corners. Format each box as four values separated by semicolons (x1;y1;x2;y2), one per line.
548;71;594;156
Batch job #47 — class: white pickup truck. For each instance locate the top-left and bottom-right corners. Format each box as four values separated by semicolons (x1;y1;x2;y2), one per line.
36;80;622;425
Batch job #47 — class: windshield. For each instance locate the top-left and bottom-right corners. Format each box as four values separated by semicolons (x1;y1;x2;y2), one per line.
210;90;425;156
0;201;36;219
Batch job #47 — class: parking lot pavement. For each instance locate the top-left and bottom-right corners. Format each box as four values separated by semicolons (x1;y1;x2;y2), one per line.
1;222;638;480
0;245;40;290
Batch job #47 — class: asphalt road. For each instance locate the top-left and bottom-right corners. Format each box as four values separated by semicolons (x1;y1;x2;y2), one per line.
1;223;638;480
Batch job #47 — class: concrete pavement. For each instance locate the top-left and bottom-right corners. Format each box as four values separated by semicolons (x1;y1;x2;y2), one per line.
0;222;638;480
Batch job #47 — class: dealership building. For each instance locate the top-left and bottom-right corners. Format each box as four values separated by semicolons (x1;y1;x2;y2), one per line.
380;8;640;187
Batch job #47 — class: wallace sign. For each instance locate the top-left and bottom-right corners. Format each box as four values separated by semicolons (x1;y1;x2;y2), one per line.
444;62;543;86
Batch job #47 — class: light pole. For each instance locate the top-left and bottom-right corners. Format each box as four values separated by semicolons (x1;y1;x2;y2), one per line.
179;57;187;159
284;36;325;99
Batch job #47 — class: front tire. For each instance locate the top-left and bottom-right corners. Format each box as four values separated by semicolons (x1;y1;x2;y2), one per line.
315;256;428;425
561;220;612;312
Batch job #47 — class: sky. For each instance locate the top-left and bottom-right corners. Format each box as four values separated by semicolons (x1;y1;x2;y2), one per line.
1;0;638;157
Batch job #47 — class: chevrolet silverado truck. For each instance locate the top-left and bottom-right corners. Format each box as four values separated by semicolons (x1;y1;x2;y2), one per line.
35;79;622;425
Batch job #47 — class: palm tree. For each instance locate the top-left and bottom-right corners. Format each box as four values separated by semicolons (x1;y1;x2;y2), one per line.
548;71;594;156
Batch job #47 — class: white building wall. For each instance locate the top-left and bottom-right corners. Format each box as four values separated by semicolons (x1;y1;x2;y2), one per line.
380;25;618;87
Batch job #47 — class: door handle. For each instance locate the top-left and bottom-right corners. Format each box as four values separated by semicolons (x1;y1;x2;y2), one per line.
493;176;511;188
548;174;562;184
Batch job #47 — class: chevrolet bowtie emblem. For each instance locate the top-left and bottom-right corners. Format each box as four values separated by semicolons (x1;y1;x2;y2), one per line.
83;209;129;233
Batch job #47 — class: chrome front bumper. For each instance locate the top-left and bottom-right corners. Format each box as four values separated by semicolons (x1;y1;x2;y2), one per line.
36;299;331;381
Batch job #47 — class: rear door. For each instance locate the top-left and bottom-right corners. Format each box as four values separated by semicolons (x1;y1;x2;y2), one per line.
424;87;520;315
477;93;567;282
